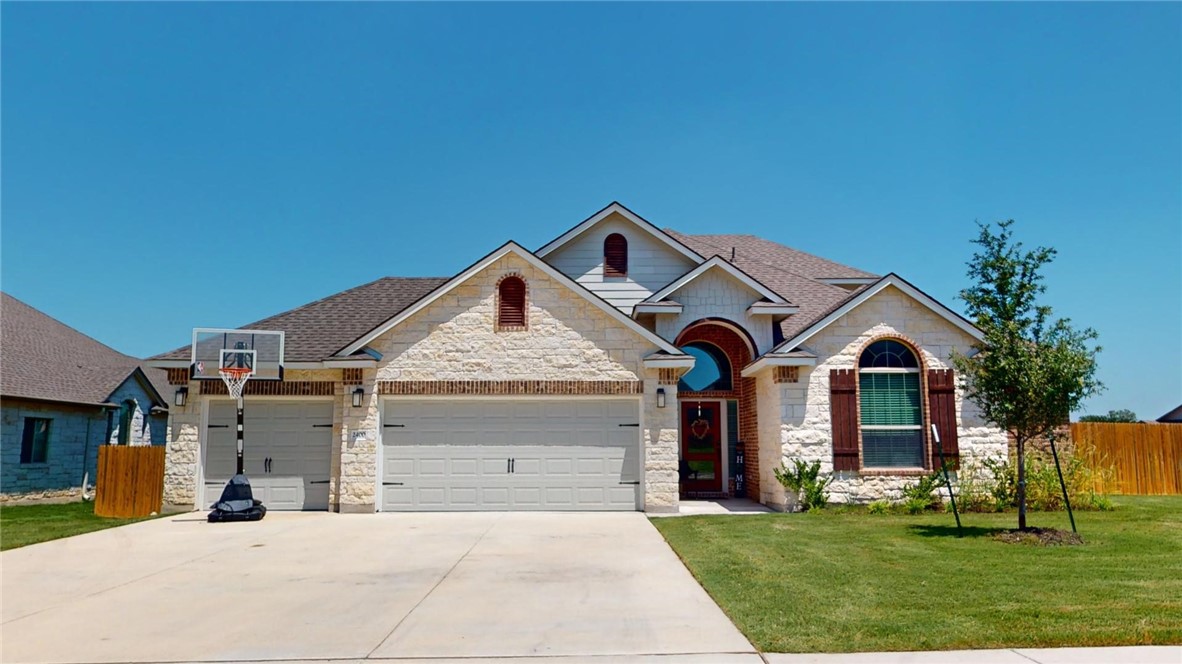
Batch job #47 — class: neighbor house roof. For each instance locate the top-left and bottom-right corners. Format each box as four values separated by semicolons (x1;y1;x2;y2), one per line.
1157;405;1182;423
151;277;449;363
1;292;169;408
665;231;874;340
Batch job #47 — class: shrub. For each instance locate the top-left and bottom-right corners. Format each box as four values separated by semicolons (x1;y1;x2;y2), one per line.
867;499;892;515
900;468;947;511
955;448;1113;513
774;460;832;512
903;497;930;515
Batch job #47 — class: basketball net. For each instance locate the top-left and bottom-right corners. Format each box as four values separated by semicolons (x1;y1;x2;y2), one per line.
219;366;252;401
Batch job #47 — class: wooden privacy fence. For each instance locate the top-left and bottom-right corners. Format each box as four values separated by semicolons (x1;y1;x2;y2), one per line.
1071;422;1182;495
94;445;166;518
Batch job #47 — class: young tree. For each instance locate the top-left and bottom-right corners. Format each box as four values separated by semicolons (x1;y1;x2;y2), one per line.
1079;409;1138;423
951;220;1102;530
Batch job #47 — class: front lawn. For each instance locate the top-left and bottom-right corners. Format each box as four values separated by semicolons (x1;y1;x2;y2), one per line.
652;496;1182;653
0;501;163;551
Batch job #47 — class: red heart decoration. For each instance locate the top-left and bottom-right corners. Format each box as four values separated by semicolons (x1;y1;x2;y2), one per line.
690;418;711;440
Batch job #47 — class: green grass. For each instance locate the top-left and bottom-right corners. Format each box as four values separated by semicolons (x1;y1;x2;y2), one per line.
0;501;163;551
652;496;1182;653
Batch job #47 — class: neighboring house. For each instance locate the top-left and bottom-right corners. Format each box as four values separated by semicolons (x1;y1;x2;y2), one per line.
1158;405;1182;423
1;293;170;503
149;203;1008;513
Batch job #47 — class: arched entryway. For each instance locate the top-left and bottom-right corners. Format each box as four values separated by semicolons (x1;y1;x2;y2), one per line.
675;320;757;499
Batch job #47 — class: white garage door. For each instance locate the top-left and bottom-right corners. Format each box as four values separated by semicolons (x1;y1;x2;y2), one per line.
381;399;641;512
204;401;333;511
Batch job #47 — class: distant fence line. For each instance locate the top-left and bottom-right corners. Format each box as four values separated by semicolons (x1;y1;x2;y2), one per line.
1071;422;1182;495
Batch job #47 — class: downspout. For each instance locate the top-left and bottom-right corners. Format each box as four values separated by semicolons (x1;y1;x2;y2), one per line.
81;415;93;499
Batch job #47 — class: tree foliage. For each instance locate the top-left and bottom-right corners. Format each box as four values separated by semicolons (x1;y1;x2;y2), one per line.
951;220;1102;529
1079;409;1138;423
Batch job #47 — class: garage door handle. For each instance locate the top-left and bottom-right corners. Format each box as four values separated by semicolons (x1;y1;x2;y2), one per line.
309;480;330;485
312;424;333;428
619;481;641;485
619;423;639;427
382;482;404;486
208;424;229;429
383;424;405;428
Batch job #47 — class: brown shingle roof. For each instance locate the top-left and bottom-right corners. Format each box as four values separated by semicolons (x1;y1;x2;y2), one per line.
1;292;168;407
665;231;874;341
151;277;449;362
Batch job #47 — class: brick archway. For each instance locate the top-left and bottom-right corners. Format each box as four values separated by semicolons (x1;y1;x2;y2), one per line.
675;320;759;499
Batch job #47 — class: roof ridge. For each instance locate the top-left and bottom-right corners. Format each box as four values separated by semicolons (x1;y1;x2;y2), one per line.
686;232;876;279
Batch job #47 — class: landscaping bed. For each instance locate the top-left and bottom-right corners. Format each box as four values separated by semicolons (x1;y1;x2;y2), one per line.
651;496;1182;653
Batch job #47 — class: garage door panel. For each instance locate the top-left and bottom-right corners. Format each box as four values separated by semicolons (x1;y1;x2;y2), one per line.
203;401;332;511
381;399;640;511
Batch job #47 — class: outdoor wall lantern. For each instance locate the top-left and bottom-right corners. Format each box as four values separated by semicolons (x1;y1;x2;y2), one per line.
656;388;666;408
174;387;188;407
352;387;365;408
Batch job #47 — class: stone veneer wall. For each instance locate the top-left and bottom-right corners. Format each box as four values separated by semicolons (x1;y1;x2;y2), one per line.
1;400;107;502
764;285;1008;507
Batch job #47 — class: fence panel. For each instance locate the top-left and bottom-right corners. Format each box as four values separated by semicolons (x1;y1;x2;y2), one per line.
1071;422;1182;495
94;445;166;518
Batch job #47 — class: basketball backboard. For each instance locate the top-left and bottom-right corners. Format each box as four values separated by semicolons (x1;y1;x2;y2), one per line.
191;328;285;381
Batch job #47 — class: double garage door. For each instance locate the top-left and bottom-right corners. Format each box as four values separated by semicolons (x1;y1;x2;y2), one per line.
381;399;642;511
203;401;333;511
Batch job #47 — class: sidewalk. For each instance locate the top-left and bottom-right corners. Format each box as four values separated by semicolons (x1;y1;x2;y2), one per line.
765;645;1181;664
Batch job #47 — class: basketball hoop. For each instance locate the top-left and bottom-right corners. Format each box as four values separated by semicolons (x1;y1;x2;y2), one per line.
219;366;253;400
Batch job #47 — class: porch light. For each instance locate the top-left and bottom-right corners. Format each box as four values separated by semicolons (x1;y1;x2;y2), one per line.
174;387;188;407
656;388;666;408
352;387;365;408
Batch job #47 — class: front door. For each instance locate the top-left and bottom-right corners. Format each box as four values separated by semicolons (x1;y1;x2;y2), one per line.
681;401;722;493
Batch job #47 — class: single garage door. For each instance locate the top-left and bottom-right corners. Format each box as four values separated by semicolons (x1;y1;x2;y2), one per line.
204;401;333;511
381;399;641;511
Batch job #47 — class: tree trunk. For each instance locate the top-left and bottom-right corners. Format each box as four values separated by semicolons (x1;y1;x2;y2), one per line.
1016;436;1027;531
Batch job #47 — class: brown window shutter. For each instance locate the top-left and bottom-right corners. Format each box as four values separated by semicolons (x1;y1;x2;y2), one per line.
927;369;959;469
830;369;859;471
604;233;628;277
498;277;526;328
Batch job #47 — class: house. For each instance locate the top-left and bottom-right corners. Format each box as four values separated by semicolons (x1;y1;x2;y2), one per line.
149;203;1008;513
1157;405;1182;423
1;293;170;503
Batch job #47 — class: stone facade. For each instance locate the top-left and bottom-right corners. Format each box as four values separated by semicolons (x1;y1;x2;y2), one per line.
760;285;1008;507
3;375;166;503
162;250;682;513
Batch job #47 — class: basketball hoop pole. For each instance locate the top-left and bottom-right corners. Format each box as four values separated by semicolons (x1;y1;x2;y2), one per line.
236;396;245;475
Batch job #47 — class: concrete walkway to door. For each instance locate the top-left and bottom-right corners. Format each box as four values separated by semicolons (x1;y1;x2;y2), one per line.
1;511;756;664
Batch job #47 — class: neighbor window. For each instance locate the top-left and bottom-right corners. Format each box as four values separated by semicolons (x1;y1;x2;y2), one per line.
678;342;732;392
497;276;527;329
117;400;136;445
20;417;50;464
858;340;924;467
604;233;628;277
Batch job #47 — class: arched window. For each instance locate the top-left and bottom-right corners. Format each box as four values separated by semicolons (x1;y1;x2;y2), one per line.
678;342;732;392
858;340;923;467
497;276;527;330
604;233;628;278
117;399;136;445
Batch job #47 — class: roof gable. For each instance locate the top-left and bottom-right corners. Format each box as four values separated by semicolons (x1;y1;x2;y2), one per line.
537;202;705;264
771;273;983;353
338;242;686;357
644;256;794;306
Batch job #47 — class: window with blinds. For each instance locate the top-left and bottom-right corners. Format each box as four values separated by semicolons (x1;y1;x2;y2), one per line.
858;340;924;468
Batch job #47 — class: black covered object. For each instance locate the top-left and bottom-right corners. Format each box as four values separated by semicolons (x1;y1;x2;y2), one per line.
207;474;267;522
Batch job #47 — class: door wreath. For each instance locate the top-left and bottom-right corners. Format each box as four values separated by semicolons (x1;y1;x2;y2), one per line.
689;417;712;441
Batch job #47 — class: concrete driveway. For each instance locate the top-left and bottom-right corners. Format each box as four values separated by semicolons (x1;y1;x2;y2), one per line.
1;512;756;664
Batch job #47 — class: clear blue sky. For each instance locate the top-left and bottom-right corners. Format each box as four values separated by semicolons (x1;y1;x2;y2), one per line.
3;3;1179;419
